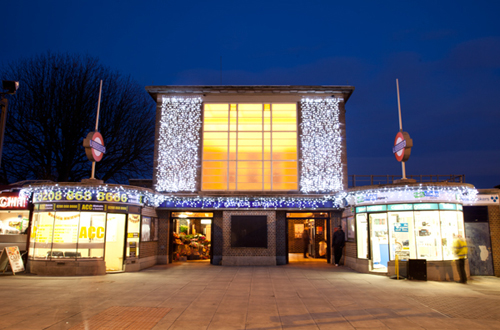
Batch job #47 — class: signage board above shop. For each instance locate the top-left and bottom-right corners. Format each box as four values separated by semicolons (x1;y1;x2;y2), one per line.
33;189;144;205
36;202;134;213
0;192;29;210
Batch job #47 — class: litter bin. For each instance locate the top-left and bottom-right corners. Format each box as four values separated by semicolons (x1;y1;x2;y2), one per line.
408;259;427;281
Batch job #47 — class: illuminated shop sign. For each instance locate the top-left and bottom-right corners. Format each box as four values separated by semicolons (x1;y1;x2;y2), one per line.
33;190;143;205
366;205;387;212
388;204;413;211
159;199;338;209
0;193;28;209
36;203;129;213
413;203;439;210
356;206;367;213
439;203;457;210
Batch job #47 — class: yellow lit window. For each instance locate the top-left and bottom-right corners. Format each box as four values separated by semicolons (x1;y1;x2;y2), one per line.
202;103;297;191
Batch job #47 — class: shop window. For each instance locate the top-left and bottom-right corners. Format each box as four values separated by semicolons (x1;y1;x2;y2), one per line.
32;212;55;259
141;217;158;242
414;211;443;260
356;213;368;259
127;214;141;258
52;212;79;258
347;216;355;241
78;213;105;259
0;211;29;235
369;213;389;270
202;103;298;191
105;213;126;271
172;215;212;261
388;211;414;261
440;211;462;260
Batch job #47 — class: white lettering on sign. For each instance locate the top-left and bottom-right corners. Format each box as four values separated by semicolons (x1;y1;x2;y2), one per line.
0;197;26;208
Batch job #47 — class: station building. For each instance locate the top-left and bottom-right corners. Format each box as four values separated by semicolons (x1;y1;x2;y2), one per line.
16;85;500;280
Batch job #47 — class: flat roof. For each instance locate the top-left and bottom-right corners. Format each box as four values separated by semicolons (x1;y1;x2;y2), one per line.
146;85;355;103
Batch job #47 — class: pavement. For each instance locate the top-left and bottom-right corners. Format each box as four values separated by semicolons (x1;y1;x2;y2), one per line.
1;258;500;330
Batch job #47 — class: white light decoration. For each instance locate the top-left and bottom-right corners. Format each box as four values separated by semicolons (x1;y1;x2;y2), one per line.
300;98;343;193
343;184;477;206
156;96;202;192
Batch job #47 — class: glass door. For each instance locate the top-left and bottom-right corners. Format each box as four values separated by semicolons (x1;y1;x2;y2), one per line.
369;213;389;272
104;214;126;272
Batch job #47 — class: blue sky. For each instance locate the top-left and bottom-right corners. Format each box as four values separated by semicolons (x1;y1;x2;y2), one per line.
2;0;500;188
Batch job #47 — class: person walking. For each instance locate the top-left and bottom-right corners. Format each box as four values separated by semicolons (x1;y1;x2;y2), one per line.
332;226;346;266
302;226;310;258
453;234;468;283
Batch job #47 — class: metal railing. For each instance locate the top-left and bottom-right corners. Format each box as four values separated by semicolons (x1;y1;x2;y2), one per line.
348;174;465;188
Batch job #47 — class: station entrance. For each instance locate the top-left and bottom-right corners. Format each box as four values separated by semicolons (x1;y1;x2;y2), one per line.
169;212;213;263
286;212;330;263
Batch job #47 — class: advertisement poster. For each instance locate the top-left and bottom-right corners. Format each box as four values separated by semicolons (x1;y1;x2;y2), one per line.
294;224;304;238
0;246;25;274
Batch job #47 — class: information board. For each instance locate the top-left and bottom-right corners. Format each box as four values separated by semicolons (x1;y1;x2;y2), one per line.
0;246;25;274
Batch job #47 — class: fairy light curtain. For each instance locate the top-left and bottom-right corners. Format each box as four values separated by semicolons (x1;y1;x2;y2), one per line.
300;98;343;193
156;97;202;192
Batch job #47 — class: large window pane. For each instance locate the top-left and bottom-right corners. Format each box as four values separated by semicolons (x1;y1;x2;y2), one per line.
356;213;368;259
414;211;442;260
142;217;152;241
388;211;414;261
52;212;79;258
33;212;55;259
369;213;389;270
202;103;297;191
0;211;29;235
78;212;105;259
440;211;460;260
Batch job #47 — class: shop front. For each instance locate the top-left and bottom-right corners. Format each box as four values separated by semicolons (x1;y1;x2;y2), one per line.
26;183;158;276
343;183;476;281
0;191;31;253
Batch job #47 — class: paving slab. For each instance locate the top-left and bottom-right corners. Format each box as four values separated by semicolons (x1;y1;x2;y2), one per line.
1;260;500;329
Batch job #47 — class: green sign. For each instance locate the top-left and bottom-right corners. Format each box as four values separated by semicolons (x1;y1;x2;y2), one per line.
439;203;457;210
413;203;439;210
388;204;413;211
457;204;463;211
366;205;387;212
356;206;367;213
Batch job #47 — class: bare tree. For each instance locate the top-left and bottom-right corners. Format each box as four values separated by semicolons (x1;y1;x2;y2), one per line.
0;52;155;184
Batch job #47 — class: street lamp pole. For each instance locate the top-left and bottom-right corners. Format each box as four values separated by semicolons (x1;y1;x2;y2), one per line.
0;81;19;169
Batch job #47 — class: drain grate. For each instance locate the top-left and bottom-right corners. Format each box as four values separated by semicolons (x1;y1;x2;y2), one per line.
70;306;172;330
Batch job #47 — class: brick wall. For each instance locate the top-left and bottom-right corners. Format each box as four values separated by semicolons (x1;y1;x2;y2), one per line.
345;241;357;258
140;241;158;258
488;205;500;276
157;210;170;262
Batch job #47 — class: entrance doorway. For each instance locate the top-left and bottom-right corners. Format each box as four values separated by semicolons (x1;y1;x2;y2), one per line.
104;213;126;272
286;212;329;263
170;212;213;263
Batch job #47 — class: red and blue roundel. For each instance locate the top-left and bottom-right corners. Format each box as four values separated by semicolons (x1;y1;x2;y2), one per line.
393;131;413;162
83;131;106;162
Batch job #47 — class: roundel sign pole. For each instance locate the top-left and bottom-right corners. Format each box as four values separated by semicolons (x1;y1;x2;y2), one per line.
83;80;106;180
392;79;413;179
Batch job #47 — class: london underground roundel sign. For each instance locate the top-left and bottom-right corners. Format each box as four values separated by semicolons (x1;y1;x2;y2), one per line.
393;131;413;162
83;131;106;162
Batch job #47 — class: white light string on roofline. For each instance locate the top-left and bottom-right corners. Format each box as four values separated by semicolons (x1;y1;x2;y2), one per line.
20;184;477;209
300;98;343;193
156;96;202;192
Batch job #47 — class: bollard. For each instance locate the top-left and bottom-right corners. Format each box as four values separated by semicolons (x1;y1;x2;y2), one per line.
395;254;399;280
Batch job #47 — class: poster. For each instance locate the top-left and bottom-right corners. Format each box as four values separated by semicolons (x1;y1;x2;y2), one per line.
294;224;304;238
0;246;25;274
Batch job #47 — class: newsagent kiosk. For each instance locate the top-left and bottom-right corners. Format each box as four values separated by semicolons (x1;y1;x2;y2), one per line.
147;85;354;266
341;182;477;281
26;183;158;276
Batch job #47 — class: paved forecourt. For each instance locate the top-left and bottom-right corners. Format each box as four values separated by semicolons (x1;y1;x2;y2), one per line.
1;260;500;330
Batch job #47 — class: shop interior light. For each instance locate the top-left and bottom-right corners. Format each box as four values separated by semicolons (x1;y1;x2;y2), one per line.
201;219;211;224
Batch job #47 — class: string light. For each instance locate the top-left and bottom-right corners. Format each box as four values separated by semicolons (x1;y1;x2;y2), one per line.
156;96;202;192
344;184;477;206
300;98;343;193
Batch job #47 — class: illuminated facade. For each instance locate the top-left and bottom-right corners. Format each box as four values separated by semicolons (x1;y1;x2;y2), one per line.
147;86;354;266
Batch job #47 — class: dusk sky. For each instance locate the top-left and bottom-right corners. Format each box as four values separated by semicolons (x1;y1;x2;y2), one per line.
2;1;500;188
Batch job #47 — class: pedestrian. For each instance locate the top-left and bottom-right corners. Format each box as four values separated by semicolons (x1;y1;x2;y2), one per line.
332;226;345;266
453;234;468;283
302;226;310;258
